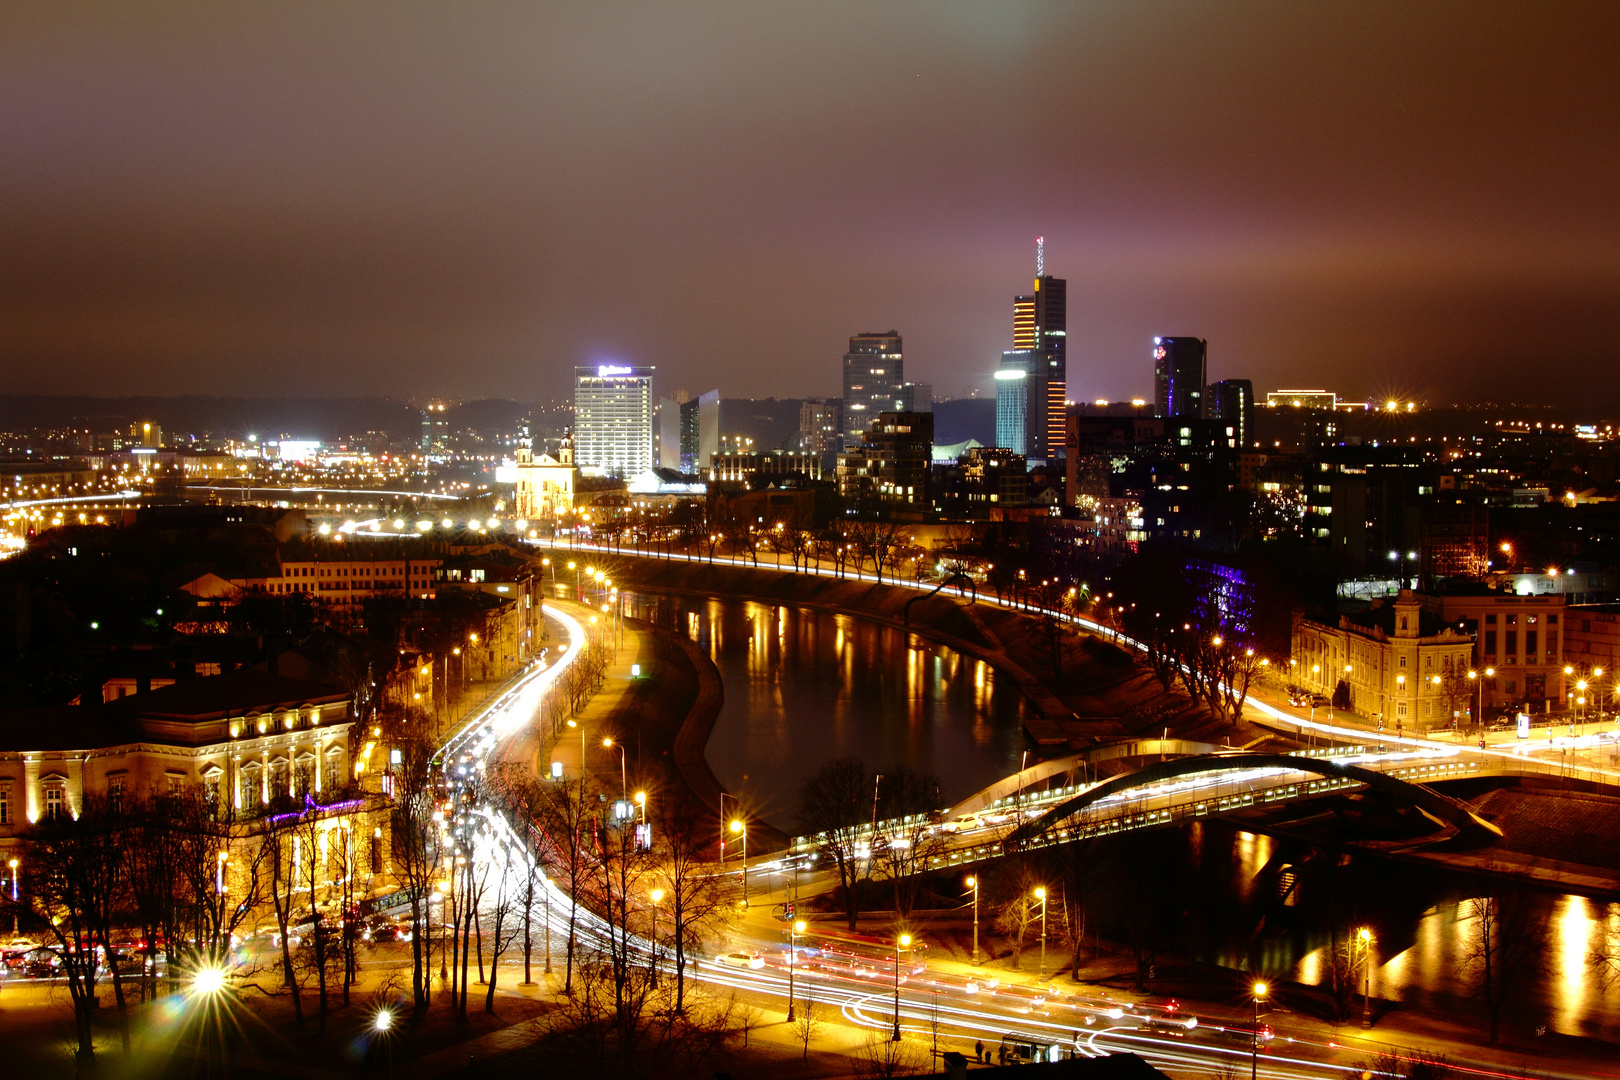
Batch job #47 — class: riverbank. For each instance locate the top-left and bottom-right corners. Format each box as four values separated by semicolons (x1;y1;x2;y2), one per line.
609;557;1276;755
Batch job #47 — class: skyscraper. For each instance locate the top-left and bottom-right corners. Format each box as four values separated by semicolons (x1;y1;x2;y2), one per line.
842;331;904;440
995;350;1048;461
1012;239;1067;456
1209;378;1254;450
573;364;655;475
1152;337;1207;419
679;390;720;473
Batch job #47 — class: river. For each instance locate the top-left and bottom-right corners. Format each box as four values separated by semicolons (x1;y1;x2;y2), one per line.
627;588;1620;1042
623;591;1030;834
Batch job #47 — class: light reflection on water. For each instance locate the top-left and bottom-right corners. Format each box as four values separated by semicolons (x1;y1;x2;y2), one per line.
627;593;1029;831
1211;826;1620;1039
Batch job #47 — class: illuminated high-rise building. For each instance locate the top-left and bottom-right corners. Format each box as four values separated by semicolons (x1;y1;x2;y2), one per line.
1209;378;1254;450
574;364;655;475
995;350;1048;461
1011;238;1067;457
1152;337;1207;419
842;331;905;440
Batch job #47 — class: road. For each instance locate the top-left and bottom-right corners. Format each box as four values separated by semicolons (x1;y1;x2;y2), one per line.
425;555;1605;1079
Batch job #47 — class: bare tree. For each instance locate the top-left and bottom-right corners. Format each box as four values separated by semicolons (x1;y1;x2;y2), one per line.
262;811;305;1028
382;707;442;1012
482;846;523;1014
874;764;946;918
653;792;732;1012
20;798;129;1063
794;989;826;1061
1461;886;1545;1044
797;757;876;930
852;1027;930;1078
537;773;599;994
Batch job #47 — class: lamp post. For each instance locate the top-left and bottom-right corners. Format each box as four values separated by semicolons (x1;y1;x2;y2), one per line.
375;1008;395;1080
1358;927;1374;1027
543;873;552;975
603;737;627;801
892;932;913;1041
1395;675;1406;739
1251;980;1268;1080
566;718;586;773
730;818;748;906
1034;886;1048;980
966;876;980;965
649;888;664;989
787;918;806;1021
8;858;17;934
1468;668;1494;733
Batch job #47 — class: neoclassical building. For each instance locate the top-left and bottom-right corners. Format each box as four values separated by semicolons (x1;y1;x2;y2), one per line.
1292;590;1476;731
0;670;356;865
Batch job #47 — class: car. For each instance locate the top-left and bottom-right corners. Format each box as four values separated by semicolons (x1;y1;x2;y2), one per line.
716;951;765;970
2;938;42;962
370;925;409;943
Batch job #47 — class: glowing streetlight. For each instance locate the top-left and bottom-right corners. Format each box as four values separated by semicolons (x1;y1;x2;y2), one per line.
1250;981;1269;1080
787;918;807;1021
192;966;227;997
1034;886;1048;980
1357;928;1374;1027
730;818;748;905
966;876;980;965
892;932;913;1041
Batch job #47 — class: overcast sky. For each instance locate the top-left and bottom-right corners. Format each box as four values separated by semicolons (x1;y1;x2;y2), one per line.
4;2;1619;408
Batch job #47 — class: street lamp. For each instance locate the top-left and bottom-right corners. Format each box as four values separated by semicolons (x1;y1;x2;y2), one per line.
1468;668;1495;733
1251;980;1269;1080
787;918;806;1021
1357;927;1374;1027
216;849;229;896
649;888;665;988
603;736;627;801
966;876;980;965
8;858;18;934
1034;886;1048;980
892;932;913;1041
1395;674;1406;739
566;718;586;772
730;818;748;906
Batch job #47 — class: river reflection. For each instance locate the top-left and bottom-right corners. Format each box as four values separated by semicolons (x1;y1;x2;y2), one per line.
624;593;1029;831
1132;821;1620;1040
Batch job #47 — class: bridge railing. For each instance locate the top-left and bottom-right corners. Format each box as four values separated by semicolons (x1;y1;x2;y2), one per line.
788;754;1492;875
787;745;1489;863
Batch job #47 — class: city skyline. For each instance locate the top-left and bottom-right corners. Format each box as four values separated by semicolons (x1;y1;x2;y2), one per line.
4;4;1620;408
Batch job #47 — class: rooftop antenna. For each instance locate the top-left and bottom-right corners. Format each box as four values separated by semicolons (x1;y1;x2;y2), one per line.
1036;235;1044;278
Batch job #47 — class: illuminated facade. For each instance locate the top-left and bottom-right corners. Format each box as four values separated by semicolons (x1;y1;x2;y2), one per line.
841;332;905;440
995;351;1048;462
513;439;579;521
574;365;655;475
1293;590;1475;731
0;672;356;862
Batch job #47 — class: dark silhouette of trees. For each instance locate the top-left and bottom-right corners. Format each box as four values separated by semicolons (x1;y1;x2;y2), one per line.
873;764;945;918
798;757;876;930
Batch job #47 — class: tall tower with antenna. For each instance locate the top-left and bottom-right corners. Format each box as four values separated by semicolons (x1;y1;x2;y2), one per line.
1010;236;1066;461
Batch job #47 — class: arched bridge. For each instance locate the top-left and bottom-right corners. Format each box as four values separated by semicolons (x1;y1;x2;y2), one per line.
1003;751;1503;849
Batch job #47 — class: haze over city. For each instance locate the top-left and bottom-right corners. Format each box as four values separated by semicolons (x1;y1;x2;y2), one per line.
5;2;1620;406
8;7;1620;1080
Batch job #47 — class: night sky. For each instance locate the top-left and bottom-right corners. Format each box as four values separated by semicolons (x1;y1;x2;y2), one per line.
4;3;1619;408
